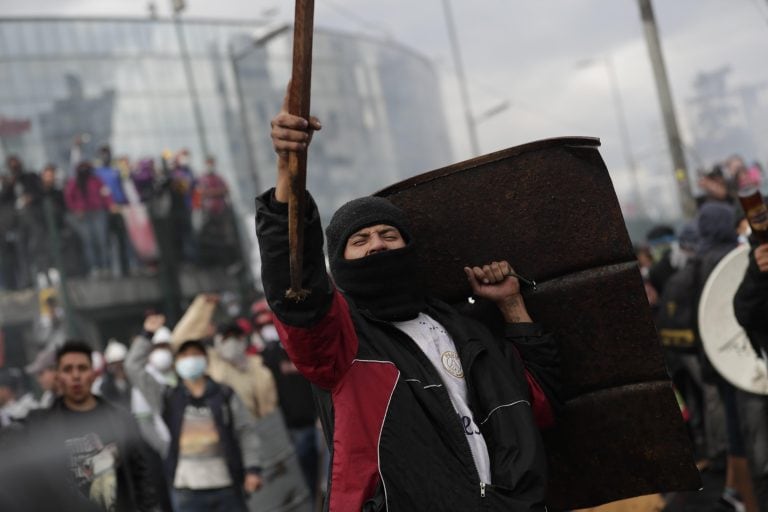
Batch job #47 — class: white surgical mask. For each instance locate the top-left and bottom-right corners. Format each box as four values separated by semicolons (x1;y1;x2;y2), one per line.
175;355;207;380
260;324;280;343
217;336;246;362
149;349;174;372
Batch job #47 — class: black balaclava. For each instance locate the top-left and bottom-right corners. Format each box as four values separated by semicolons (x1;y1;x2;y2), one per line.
326;196;425;321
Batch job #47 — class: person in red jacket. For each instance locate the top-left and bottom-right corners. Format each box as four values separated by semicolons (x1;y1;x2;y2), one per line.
256;98;561;511
64;161;114;277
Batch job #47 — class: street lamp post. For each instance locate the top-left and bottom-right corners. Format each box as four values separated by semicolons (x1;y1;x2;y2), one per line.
441;0;480;157
228;25;291;310
171;0;210;158
229;24;291;191
229;44;259;189
473;100;511;126
577;56;644;216
637;0;696;218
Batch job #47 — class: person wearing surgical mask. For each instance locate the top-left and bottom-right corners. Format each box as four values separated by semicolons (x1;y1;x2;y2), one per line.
131;326;176;456
207;322;278;420
129;326;176;511
125;314;264;512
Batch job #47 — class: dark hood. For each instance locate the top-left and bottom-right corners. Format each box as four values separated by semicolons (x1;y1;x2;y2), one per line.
697;201;737;256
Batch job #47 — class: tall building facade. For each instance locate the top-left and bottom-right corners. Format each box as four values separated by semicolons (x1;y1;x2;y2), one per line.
0;16;453;235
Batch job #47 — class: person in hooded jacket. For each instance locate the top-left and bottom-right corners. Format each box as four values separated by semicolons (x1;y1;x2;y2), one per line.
258;97;561;511
125;314;264;512
696;201;758;512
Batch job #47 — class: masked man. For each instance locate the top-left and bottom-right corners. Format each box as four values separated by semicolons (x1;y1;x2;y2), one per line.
256;100;561;511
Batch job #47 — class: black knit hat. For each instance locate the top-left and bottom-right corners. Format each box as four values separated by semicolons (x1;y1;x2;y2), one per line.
325;196;413;263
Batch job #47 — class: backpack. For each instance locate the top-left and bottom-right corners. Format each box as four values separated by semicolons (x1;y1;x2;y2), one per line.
655;258;702;352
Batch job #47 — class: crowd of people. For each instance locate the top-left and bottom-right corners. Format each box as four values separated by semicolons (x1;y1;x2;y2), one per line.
1;100;768;512
0;295;320;512
0;144;238;291
637;155;768;511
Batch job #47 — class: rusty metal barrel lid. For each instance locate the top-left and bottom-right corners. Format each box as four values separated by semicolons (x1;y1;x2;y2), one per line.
376;136;701;510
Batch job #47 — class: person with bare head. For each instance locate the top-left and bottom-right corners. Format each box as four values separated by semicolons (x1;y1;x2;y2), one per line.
21;340;160;511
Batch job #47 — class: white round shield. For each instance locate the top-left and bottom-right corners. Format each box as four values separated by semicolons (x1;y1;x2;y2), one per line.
699;244;768;395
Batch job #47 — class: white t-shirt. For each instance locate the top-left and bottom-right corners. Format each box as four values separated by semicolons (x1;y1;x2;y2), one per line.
392;313;492;484
173;404;233;489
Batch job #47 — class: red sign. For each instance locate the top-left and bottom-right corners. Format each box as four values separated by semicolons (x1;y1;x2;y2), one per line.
0;116;32;137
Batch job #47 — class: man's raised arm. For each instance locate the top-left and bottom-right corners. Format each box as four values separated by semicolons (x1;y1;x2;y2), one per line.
255;102;358;390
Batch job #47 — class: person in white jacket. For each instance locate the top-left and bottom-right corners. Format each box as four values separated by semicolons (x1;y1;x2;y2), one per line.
131;326;176;457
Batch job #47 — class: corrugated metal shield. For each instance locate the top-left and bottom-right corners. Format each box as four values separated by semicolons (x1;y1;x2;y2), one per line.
376;137;701;510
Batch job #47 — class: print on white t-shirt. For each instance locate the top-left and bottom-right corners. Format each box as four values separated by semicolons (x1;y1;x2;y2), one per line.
393;313;492;484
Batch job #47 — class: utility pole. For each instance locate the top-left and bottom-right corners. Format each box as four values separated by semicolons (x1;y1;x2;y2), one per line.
171;0;210;157
229;24;291;191
637;0;696;218
441;0;480;157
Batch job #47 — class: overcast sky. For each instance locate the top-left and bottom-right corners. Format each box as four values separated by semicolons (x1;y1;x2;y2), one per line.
3;0;768;218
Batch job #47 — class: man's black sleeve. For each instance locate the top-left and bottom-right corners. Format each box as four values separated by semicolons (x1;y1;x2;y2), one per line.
255;189;333;327
501;323;563;418
734;247;768;353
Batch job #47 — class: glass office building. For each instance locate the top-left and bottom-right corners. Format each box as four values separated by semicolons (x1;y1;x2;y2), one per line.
0;16;453;229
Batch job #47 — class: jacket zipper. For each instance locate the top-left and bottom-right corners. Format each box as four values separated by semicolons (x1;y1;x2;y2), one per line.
462;343;488;500
378;318;488;501
367;312;489;503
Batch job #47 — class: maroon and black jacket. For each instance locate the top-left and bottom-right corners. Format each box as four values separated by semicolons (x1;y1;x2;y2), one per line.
256;190;560;512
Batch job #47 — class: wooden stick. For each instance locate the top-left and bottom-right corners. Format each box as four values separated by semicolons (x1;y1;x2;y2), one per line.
285;0;315;302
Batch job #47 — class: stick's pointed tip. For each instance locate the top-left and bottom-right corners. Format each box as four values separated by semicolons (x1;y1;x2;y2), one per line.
285;288;311;302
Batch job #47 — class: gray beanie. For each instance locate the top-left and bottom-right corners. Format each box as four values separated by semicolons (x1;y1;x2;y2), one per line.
325;196;412;263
